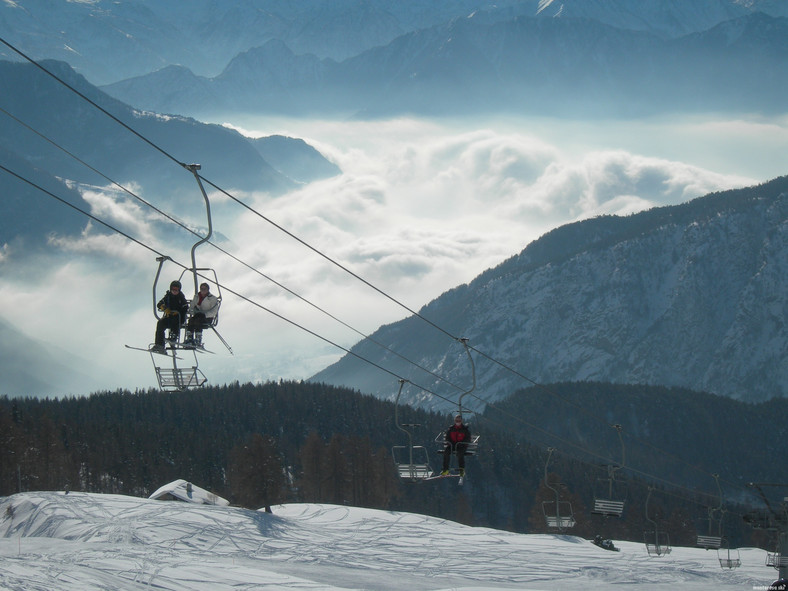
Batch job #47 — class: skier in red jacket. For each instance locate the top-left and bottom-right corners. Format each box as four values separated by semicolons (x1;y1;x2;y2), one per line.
441;414;471;476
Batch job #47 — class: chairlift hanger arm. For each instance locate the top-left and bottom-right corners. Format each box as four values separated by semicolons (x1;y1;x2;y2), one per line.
152;256;173;320
393;379;412;439
186;164;213;295
457;337;476;415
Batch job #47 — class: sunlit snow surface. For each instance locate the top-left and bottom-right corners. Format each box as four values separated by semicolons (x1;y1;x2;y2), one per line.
0;492;776;590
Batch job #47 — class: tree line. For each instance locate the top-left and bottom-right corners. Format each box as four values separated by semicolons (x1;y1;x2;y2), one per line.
0;380;766;548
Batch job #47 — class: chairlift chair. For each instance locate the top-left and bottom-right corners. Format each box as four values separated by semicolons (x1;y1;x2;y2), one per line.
717;539;741;569
543;501;577;530
697;475;724;550
542;448;576;531
592;425;626;517
767;552;788;570
644;487;672;557
392;380;434;482
132;164;230;389
644;530;672;557
592;469;627;517
696;507;723;549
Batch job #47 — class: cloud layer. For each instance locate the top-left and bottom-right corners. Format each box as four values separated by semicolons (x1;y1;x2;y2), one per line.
0;116;768;395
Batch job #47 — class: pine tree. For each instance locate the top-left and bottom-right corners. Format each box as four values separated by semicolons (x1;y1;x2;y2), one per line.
227;433;287;509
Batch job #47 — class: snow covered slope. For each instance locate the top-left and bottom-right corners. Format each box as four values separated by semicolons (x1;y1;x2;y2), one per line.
0;491;776;590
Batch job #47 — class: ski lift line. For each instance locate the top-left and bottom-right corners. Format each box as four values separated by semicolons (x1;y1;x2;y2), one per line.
0;105;470;397
2;38;460;347
1;77;758;519
0;100;495;399
8;149;746;511
2;39;677;460
3;163;465;407
2;130;756;562
2;51;468;397
0;155;462;410
2;40;762;508
0;42;740;486
0;36;188;173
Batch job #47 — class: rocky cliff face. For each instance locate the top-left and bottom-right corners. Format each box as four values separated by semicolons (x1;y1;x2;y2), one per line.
312;177;788;409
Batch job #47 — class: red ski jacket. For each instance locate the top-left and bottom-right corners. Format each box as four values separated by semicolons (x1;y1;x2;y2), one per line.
445;423;471;446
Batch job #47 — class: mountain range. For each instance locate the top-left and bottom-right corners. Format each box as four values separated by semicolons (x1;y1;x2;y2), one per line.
99;9;788;119
2;1;787;118
312;176;788;408
2;0;786;84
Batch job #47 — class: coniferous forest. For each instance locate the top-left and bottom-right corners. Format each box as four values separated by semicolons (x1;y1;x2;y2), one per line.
1;380;781;549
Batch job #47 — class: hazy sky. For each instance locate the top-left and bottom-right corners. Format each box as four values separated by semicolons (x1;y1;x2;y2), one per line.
2;113;784;396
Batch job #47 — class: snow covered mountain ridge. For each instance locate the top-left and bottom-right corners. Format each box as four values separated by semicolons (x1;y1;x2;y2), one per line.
2;1;787;120
3;0;784;85
312;177;788;409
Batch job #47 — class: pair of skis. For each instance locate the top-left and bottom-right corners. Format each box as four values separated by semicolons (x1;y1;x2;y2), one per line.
424;470;465;485
125;344;213;357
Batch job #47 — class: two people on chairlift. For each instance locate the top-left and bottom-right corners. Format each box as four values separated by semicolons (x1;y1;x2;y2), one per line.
441;414;471;477
152;280;218;352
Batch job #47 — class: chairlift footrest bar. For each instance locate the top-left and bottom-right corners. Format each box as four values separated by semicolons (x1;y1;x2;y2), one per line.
155;367;207;390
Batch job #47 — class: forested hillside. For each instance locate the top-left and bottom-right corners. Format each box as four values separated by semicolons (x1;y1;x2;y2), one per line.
0;381;768;547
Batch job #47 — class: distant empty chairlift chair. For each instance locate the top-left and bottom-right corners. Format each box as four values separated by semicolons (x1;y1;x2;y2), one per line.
696;475;724;550
542;447;576;531
392;379;434;481
695;474;740;569
644;487;671;557
591;424;627;518
718;539;742;569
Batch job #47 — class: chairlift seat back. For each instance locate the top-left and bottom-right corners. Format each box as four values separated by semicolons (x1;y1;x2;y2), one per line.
696;534;722;549
592;498;625;517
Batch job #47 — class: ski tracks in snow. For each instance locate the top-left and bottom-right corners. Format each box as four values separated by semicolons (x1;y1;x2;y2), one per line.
0;492;772;591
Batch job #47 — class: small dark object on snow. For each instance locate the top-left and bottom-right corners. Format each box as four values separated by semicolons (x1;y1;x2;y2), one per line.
593;535;619;552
